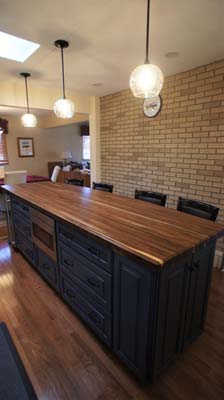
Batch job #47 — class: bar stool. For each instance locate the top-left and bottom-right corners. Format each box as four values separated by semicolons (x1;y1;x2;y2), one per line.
135;190;167;207
177;197;219;221
93;182;113;193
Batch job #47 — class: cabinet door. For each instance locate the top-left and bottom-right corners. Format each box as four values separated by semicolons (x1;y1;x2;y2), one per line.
183;244;215;348
113;254;155;381
15;229;36;267
153;255;191;379
36;247;60;292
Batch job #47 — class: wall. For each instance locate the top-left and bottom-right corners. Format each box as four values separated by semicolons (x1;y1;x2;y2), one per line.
89;96;101;184
100;59;224;251
4;116;83;176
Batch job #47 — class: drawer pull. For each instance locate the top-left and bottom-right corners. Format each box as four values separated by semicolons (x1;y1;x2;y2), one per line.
26;249;33;259
64;258;73;267
66;288;76;300
188;265;195;272
87;246;99;257
42;263;50;270
87;277;100;288
194;262;200;269
88;311;101;326
63;232;74;241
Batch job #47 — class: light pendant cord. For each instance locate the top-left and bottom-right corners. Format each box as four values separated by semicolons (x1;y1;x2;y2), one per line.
145;0;150;64
61;47;66;99
24;76;30;113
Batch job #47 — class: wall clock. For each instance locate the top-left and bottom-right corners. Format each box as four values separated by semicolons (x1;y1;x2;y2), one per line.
143;95;162;118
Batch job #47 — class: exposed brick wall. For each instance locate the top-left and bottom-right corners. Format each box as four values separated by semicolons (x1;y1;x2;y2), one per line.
100;59;224;251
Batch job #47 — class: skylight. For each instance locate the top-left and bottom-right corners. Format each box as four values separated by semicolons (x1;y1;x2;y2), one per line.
0;32;40;62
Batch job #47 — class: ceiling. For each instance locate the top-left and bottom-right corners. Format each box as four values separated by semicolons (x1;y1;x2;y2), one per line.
0;0;223;96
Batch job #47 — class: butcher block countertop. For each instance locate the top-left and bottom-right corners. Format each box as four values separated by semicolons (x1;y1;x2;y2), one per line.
2;182;224;267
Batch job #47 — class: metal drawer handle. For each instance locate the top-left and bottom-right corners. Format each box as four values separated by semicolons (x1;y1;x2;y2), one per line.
87;246;99;257
66;288;76;300
87;277;100;288
88;311;101;326
64;258;73;267
42;263;50;270
27;249;33;258
63;232;74;241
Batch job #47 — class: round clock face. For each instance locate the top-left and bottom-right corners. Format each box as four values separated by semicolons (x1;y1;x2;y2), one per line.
143;95;162;118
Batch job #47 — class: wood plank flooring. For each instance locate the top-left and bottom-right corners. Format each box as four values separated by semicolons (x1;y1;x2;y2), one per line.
0;240;223;400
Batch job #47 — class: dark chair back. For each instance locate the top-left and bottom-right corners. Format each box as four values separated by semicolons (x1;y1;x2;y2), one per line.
66;178;84;187
93;182;113;193
135;190;167;207
177;197;219;221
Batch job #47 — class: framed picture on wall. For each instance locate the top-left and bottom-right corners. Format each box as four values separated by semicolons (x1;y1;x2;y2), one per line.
17;137;34;157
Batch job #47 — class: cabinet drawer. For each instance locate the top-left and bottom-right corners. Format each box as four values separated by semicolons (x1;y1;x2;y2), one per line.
12;199;30;221
15;230;36;266
61;275;112;346
36;247;60;292
13;212;32;240
57;223;112;272
59;243;112;310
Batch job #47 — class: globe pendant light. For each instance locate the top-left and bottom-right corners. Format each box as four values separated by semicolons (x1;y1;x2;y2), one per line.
54;39;75;118
20;73;37;127
129;0;164;99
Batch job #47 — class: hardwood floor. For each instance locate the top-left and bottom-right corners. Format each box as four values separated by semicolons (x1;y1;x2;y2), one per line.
0;240;223;400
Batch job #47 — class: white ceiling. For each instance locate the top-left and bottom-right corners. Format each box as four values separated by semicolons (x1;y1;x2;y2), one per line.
0;0;224;96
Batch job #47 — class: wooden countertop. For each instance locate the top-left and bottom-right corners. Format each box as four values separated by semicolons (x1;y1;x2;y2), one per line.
3;182;224;267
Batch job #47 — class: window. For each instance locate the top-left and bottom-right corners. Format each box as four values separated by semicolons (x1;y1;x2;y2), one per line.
82;135;90;160
0;31;40;62
0;133;8;164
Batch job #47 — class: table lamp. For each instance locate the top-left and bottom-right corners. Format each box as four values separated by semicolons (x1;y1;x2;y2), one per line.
60;151;72;166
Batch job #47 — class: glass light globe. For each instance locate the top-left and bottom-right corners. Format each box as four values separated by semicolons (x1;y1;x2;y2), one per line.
130;63;164;98
54;98;75;118
21;113;37;127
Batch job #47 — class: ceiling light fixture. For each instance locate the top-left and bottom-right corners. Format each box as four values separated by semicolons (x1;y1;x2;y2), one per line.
54;40;75;119
20;73;37;127
129;0;164;98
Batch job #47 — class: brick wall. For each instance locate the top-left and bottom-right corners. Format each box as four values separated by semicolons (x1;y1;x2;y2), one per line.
100;59;224;251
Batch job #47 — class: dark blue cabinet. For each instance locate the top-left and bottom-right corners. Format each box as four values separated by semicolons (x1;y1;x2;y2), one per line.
182;245;215;349
58;242;112;310
153;255;191;378
9;195;217;383
113;254;157;381
14;229;36;267
36;247;60;292
61;274;112;345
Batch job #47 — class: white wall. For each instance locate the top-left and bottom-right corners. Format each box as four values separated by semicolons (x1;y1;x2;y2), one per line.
4;116;83;176
89;96;101;184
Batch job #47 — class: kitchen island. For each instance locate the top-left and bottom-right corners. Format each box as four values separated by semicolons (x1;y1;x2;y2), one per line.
2;182;224;382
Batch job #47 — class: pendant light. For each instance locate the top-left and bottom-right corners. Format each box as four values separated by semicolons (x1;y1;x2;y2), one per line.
129;0;164;98
20;73;37;127
54;39;75;118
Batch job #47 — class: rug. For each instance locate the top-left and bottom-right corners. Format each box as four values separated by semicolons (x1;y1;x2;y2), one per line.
0;322;38;399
